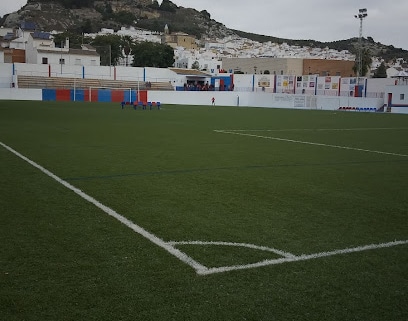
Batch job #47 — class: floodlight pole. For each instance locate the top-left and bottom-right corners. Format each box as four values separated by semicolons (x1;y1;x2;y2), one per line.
109;45;112;77
73;71;77;102
354;8;368;83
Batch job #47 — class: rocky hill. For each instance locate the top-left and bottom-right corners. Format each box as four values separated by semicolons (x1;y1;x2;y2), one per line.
0;0;234;39
1;0;407;62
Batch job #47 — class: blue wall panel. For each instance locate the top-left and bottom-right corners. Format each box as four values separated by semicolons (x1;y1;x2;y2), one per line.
71;89;85;102
129;91;137;103
42;89;56;101
98;89;111;102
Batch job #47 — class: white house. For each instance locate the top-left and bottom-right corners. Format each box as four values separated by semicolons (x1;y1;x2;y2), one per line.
34;47;100;66
26;34;100;66
1;24;40;51
384;82;408;113
0;27;16;48
387;67;407;78
174;47;222;72
25;31;55;63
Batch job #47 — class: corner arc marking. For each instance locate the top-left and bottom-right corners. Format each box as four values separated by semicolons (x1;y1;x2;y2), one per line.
168;240;296;258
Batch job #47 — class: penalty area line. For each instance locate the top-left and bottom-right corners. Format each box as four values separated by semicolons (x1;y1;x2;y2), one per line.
215;127;408;132
214;130;408;158
0;141;208;275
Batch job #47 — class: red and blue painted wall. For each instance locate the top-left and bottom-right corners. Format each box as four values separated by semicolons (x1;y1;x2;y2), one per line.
42;89;147;103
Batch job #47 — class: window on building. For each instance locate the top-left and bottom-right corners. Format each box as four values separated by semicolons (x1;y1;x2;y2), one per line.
400;94;405;100
59;58;65;65
42;57;48;64
280;70;283;75
336;72;341;76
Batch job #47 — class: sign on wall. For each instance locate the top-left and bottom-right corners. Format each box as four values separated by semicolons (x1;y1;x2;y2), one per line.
276;75;295;94
295;75;317;94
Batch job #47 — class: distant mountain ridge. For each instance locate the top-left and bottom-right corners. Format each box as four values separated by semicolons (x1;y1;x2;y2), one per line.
1;0;407;62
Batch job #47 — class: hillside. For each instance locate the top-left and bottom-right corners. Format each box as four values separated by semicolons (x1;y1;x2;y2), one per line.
1;0;407;62
0;0;233;39
233;30;408;63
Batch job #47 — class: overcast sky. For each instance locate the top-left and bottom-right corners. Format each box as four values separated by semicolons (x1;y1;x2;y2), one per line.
1;0;407;50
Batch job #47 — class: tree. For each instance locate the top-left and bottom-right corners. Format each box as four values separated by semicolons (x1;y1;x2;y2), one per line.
200;10;211;20
191;61;200;70
60;0;94;8
353;48;372;77
149;0;160;10
131;42;174;68
121;36;134;66
91;34;123;66
53;32;88;49
76;19;94;34
114;11;137;26
373;62;387;78
159;0;177;12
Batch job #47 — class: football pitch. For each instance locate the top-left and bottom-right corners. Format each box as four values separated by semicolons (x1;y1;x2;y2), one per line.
1;100;407;320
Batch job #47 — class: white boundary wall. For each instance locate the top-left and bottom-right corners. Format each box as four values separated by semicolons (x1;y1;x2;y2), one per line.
0;63;14;88
1;86;405;113
0;88;42;100
3;63;181;85
0;88;384;112
148;91;384;111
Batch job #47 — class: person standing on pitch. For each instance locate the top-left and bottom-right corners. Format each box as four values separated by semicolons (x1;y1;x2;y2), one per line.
211;97;215;106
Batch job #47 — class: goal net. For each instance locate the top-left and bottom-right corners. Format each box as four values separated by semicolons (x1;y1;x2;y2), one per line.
88;87;135;103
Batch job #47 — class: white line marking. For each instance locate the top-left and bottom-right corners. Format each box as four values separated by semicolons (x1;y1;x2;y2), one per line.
168;241;296;258
214;130;408;158
2;141;406;276
0;141;208;275
194;240;408;275
216;127;408;132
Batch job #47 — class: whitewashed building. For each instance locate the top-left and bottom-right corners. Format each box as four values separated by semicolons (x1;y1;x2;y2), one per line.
174;47;222;72
26;34;100;66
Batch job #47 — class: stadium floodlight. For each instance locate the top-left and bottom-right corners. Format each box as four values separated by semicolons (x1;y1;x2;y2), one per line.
354;8;368;81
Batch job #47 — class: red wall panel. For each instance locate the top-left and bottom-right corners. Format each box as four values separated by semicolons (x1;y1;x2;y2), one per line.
56;89;71;101
139;90;148;103
111;90;125;102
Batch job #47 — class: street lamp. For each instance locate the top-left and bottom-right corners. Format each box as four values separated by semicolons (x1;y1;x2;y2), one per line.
354;8;368;80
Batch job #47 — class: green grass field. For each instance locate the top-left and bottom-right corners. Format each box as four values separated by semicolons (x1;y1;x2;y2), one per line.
1;100;407;320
